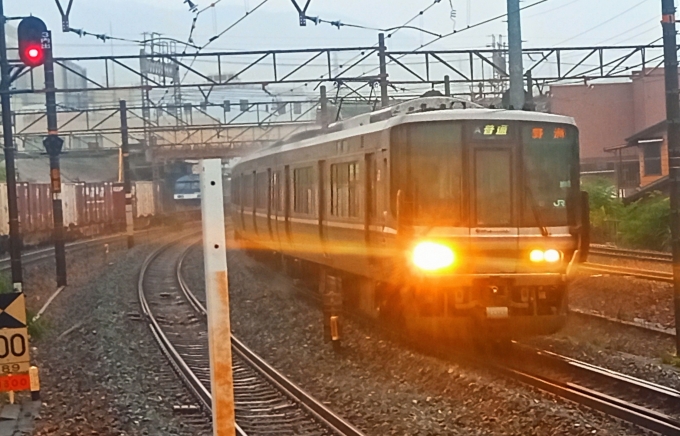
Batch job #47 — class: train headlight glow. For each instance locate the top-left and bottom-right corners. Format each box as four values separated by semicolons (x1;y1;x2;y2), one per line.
412;242;455;271
544;249;561;263
530;249;545;263
530;249;562;263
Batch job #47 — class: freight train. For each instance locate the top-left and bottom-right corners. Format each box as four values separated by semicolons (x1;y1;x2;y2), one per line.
0;180;162;251
231;96;590;342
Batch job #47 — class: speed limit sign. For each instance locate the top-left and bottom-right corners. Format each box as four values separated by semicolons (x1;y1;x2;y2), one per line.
0;293;30;374
0;328;29;373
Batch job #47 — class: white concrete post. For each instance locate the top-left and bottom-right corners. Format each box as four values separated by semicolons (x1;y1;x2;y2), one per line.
200;159;236;436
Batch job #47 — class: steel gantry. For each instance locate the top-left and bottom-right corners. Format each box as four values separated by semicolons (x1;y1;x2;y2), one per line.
5;39;674;160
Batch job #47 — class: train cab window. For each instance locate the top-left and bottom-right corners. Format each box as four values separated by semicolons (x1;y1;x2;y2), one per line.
391;122;463;225
293;167;315;214
256;172;268;209
522;124;578;227
331;162;360;218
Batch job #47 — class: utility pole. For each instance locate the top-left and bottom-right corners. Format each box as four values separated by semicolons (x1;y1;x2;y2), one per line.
42;30;67;288
661;0;680;354
378;33;389;108
120;100;134;248
0;2;23;292
507;0;525;110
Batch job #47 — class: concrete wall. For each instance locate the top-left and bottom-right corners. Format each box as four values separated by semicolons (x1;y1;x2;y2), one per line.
550;82;635;163
631;69;667;133
550;68;673;169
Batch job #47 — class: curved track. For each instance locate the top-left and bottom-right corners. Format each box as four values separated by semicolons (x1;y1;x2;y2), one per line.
139;237;366;436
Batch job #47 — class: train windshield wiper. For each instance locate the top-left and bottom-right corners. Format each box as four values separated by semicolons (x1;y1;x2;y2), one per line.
525;184;549;237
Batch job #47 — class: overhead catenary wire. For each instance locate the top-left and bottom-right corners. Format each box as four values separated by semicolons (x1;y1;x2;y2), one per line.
555;0;650;46
284;0;448;95
154;0;271;107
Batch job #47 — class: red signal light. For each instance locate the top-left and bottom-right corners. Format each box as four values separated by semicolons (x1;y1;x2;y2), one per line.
17;17;48;67
23;45;44;66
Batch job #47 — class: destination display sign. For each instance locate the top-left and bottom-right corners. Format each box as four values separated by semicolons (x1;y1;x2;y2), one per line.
470;123;514;140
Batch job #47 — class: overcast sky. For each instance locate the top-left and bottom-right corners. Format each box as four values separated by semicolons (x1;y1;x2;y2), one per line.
4;0;669;56
1;0;671;101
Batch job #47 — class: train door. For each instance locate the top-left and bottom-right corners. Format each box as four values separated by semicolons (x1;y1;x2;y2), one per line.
251;170;257;235
469;145;519;273
284;165;292;242
318;160;327;254
239;173;245;231
267;168;273;241
365;153;378;263
272;170;282;250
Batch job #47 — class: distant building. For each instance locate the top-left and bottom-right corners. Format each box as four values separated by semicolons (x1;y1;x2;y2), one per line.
550;68;673;197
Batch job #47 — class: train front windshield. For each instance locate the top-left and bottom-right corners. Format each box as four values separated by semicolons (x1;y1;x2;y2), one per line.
175;179;200;194
391;121;578;228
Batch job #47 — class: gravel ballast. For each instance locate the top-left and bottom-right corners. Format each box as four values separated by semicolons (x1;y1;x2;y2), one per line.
27;230;211;435
182;239;653;436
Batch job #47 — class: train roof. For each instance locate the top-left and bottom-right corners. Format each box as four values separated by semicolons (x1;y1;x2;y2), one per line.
238;97;577;165
175;174;200;183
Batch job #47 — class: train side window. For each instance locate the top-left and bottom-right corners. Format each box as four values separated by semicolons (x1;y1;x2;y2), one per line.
232;175;241;205
243;173;254;208
272;171;282;212
256;172;268;209
331;161;360;218
293;167;315;215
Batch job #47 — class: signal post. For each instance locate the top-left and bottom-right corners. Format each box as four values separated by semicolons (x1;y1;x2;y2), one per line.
0;6;44;405
18;17;67;287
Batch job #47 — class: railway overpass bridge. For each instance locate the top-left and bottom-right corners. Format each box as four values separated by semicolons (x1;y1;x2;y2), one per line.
11;104;320;162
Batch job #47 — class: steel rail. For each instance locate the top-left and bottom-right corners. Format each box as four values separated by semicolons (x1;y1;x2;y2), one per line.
500;345;680;435
0;230;154;271
176;244;366;436
590;245;672;262
498;363;680;436
581;262;673;283
137;237;224;419
569;308;676;337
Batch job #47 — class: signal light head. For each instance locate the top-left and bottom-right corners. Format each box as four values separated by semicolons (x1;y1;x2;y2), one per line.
22;45;44;67
17;16;48;67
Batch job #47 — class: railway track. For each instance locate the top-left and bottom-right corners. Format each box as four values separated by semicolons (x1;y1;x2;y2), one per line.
590;245;672;262
580;244;673;282
227;242;680;435
500;345;680;436
580;262;673;282
139;236;365;436
0;230;157;272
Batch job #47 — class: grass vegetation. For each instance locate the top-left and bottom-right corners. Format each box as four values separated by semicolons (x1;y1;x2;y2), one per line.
583;178;671;251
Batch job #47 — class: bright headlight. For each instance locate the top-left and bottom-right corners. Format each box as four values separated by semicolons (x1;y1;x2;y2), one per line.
412;242;455;271
530;249;545;263
544;249;561;263
530;249;562;263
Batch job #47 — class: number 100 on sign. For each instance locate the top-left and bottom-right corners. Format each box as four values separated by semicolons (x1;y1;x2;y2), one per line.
0;328;29;369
